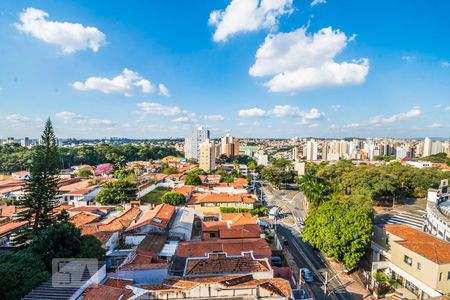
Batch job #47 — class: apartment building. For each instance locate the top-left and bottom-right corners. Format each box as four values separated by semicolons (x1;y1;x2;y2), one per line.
371;224;450;299
199;139;216;171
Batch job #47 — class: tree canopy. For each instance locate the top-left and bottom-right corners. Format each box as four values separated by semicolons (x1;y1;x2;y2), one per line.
161;192;186;206
302;199;373;269
96;179;137;204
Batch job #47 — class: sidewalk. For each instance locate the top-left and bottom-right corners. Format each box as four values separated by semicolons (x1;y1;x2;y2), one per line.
327;259;375;300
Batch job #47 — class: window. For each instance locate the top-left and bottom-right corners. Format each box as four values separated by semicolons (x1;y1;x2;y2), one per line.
404;255;412;266
448;271;450;280
439;272;442;281
417;262;421;270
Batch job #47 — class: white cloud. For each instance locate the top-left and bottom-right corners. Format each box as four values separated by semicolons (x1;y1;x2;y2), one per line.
239;107;267;117
158;84;171;97
329;124;338;129
5;114;30;122
72;68;168;96
441;61;450;68
55;111;79;120
55;111;113;126
15;7;106;54
308;123;320;128
343;123;360;128
209;0;293;42
446;106;450;110
401;55;416;62
249;26;369;93
430;123;442;128
331;104;341;111
77;118;113;126
172;117;192;123
137;102;183;116
369;106;422;125
311;0;326;6
205;114;225;121
300;108;324;124
272;105;302;117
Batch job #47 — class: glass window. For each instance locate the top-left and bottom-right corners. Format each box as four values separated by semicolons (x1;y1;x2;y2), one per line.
404;255;412;266
417;262;421;270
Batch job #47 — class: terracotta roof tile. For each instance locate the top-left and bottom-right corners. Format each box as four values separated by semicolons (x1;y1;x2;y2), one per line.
126;204;175;231
384;224;450;264
177;238;271;257
184;253;270;276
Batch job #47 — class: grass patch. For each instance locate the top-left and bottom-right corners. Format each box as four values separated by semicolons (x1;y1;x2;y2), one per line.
140;186;172;205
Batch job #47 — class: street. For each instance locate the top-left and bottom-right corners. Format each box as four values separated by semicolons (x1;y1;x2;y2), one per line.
255;180;354;300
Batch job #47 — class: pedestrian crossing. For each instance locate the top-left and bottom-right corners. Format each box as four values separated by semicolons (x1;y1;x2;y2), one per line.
385;209;426;230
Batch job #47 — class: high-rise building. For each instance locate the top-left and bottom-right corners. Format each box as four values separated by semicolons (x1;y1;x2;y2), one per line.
220;134;240;158
185;126;210;160
7;137;15;144
256;150;268;166
184;137;192;159
292;147;299;160
21;137;30;147
306;139;318;161
423;137;432;157
199;139;216;171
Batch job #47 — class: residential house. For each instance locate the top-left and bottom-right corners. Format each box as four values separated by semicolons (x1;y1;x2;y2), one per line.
371;224;450;299
126;204;176;234
187;192;256;215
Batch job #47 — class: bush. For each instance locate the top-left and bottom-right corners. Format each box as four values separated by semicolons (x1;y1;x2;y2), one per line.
96;179;137;205
185;173;202;185
161;192;186;206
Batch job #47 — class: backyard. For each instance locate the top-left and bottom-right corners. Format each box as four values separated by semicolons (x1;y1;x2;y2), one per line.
139;186;172;205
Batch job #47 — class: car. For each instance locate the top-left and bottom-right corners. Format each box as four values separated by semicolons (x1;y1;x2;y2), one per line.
302;268;314;283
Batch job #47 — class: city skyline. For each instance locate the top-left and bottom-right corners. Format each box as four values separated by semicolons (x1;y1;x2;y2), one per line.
0;0;449;139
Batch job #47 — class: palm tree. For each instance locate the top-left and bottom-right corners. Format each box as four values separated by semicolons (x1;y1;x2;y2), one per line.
298;171;331;207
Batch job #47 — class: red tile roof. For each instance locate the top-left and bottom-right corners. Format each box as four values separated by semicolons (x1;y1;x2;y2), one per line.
70;212;100;228
126;204;175;231
384;224;450;264
184;253;270;276
177;238;271;258
188;192;255;205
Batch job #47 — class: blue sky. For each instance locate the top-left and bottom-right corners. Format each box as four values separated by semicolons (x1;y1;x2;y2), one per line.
0;0;449;139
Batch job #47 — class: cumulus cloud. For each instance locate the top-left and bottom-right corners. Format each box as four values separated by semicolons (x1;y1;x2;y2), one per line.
249;26;369;93
430;123;442;128
205;114;225;121
158;84;171;97
5;114;30;122
55;111;79;120
137;102;183;116
239;107;267;117
15;7;106;54
308;123;320;128
299;108;325;124
72;68;170;96
55;111;113;126
272;105;303;117
209;0;293;42
311;0;326;6
343;123;360;128
369;106;422;125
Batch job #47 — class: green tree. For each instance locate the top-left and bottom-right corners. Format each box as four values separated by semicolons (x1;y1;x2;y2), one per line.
79;235;106;261
96;179;137;205
0;250;49;300
14;119;61;246
302;200;373;269
161;192;186;206
112;168;134;179
185;173;202;185
29;221;83;270
162;166;179;175
298;171;332;207
76;168;93;178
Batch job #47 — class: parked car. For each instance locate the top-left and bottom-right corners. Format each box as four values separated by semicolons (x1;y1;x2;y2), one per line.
302;268;314;283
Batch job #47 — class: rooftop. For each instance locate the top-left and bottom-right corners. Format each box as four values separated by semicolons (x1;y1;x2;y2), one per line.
177;238;271;257
385;224;450;264
184;252;271;276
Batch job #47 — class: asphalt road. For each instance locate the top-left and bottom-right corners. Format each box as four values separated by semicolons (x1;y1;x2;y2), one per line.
256;181;354;300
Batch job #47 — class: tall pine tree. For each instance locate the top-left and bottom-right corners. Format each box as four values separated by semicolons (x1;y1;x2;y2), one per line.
13;118;61;246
